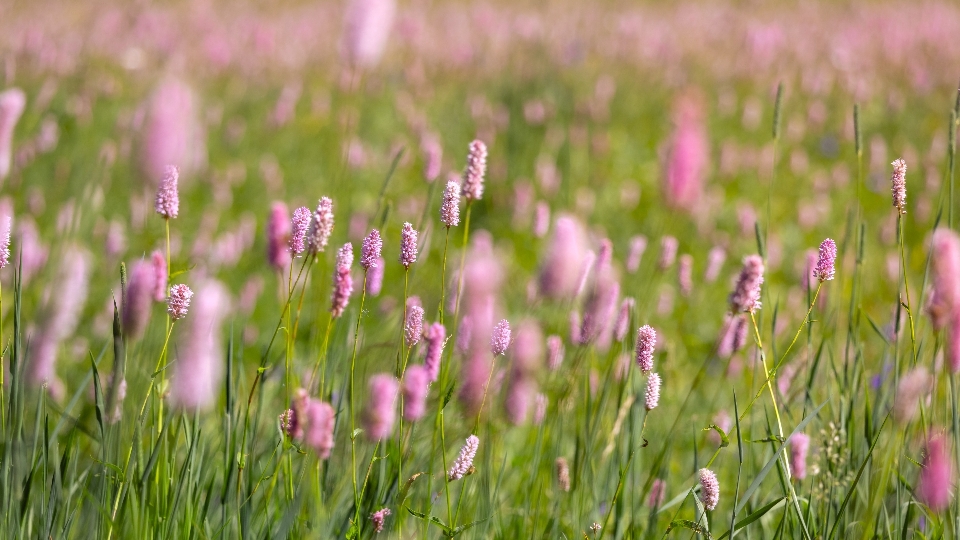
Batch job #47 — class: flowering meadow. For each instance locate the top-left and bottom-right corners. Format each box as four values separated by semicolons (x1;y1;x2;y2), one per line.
4;0;960;538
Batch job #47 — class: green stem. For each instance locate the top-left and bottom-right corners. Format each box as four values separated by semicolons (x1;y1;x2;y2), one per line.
350;273;369;527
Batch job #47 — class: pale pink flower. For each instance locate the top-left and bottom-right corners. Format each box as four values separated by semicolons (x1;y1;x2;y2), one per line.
404;305;424;346
402;365;429;421
360;229;382;270
729;255;764;313
307;197;335;255
267;202;291;271
151;250;167;301
167;284;193;321
123;261;156;340
546;335;564;370
399;222;418;268
342;0;396;69
790;433;810;480
917;434;954;511
538;216;588;299
363;374;399;440
154;165;180;219
440;181;461;227
461;140;488;201
369;508;392;534
0;88;27;181
448;435;480;481
290;206;311;255
303;399;336;459
491;319;511;356
169;280;230;411
556;457;571;492
699;468;720;510
423;322;446;382
644;372;661;410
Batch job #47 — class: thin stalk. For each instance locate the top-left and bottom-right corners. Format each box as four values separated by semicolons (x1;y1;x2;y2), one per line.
898;216;917;364
350;273;369;527
748;311;791;479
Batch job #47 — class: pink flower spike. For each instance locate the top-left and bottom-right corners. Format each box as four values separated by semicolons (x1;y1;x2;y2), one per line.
267;202;292;271
440;181;461;227
369;508;392;534
891;158;907;215
167;284;194;321
644;372;661;410
814;238;837;282
151;250;167;301
361;229;382;270
461;140;488;201
729;255;764;314
365;257;384;296
423;322;446;382
401;365;429;421
698;468;720;510
123;261;156;341
790;433;810;480
307;197;335;255
363;374;400;440
448;435;480;481
404;305;424;346
491;319;511;356
303;399;335;459
399;222;418;268
154;165;180;219
917;434;954;511
290;206;311;256
635;325;656;373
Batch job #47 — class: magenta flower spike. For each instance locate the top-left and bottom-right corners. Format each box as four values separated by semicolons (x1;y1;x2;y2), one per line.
648;479;667;507
169;280;230;411
891;158;907;215
440;181;461;227
928;229;960;331
917;434;954;511
698;468;720;511
154;165;180;219
330;243;354;318
361;229;382;270
303;399;336;459
627;235;647;274
369;508;392;534
448;435;480;481
122;261;156;341
399;222;418;268
813;238;836;282
423;322;446;382
362;374;400;440
290;206;311;256
401;365;429;421
267;202;292;271
789;433;810;480
461;140;488;201
729;255;764;314
151;250;167;301
663;98;707;213
539;216;589;299
365;257;384;296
